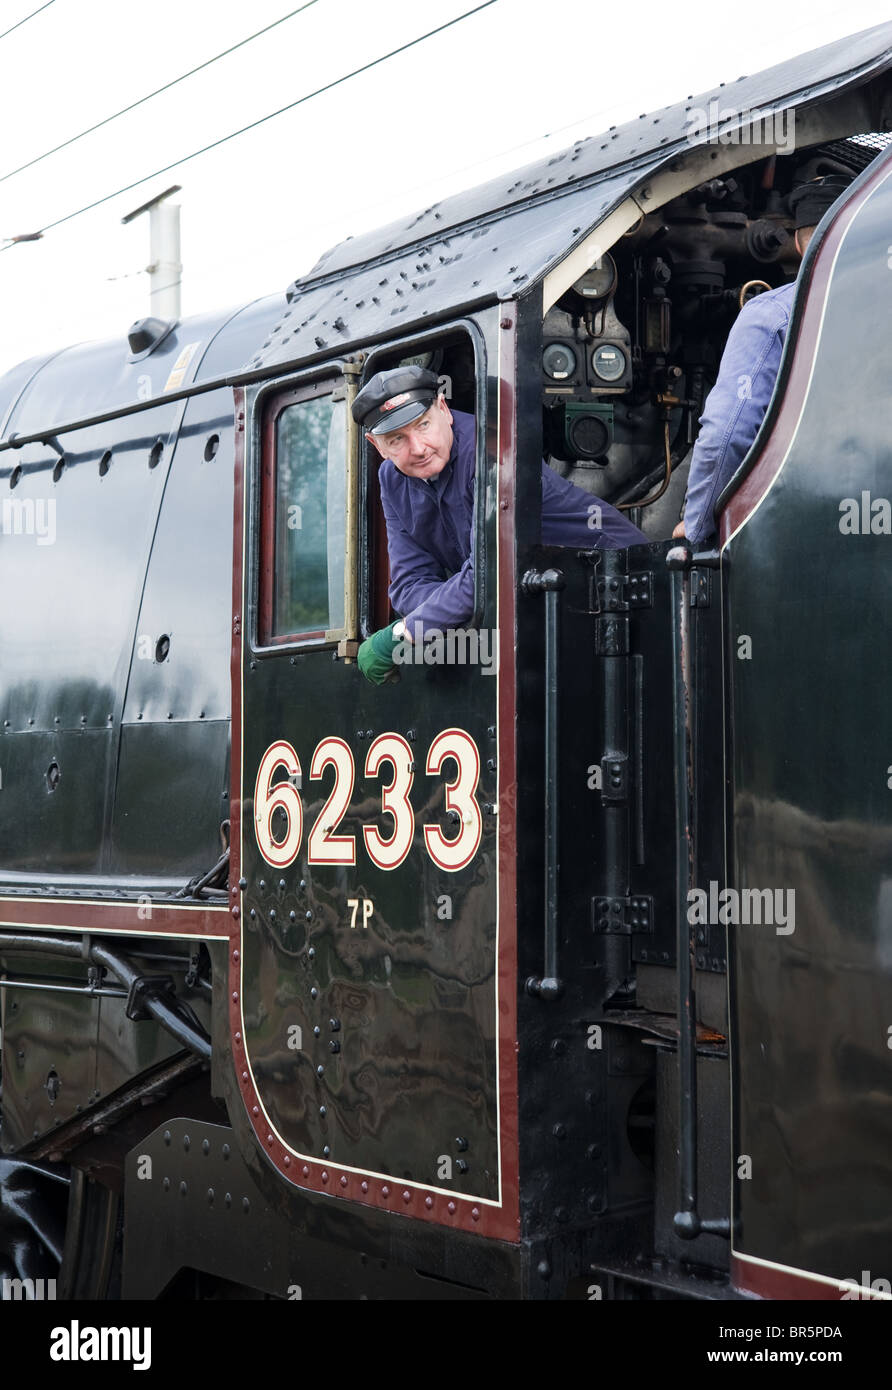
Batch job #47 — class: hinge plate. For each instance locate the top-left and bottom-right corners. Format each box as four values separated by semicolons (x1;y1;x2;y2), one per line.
600;753;629;802
689;568;711;608
592;895;654;935
595;571;653;612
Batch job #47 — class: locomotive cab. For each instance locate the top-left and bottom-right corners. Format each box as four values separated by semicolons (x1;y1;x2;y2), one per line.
1;22;891;1303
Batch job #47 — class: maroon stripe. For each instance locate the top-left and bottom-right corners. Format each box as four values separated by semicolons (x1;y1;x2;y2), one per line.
0;897;227;937
732;1254;851;1301
229;387;246;924
494;310;521;1240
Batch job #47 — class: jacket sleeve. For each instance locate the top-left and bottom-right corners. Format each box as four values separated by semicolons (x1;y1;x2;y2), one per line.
540;463;647;547
683;294;790;543
380;489;475;640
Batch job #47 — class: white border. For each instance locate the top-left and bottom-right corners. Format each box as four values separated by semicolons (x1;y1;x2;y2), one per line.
735;1249;892;1301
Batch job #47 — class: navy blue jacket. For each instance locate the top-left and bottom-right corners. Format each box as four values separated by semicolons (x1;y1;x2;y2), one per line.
378;410;646;636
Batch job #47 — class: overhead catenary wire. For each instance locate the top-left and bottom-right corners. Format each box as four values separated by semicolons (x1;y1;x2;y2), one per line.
144;94;646;296
0;0;55;43
113;20;636;306
112;87;660;307
0;0;321;187
0;0;498;251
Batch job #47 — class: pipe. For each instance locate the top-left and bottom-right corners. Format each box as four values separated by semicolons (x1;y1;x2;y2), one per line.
90;942;212;1061
668;549;699;1235
666;545;730;1241
0;931;211;1060
0;355;346;455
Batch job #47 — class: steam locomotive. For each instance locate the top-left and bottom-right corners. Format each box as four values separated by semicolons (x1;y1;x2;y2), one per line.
1;21;891;1301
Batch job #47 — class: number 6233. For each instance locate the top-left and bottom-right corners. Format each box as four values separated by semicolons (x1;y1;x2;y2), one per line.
253;727;484;873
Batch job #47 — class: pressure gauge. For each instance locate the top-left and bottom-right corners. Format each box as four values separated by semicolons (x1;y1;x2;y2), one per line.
571;253;617;301
591;343;626;382
542;342;578;380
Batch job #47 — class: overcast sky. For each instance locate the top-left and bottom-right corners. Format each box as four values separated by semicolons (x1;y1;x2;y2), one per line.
0;0;888;377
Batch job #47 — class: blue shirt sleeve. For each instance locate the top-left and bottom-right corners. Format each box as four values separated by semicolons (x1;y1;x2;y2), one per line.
378;418;646;641
380;485;475;639
683;289;792;544
541;464;647;547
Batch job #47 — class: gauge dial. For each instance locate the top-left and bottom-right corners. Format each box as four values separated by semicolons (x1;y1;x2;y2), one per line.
542;342;578;380
591;343;626;382
571;253;617;301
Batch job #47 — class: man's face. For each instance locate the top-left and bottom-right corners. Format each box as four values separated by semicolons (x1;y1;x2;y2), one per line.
367;395;454;480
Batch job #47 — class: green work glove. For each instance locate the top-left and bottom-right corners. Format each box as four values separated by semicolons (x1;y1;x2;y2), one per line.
357;622;403;685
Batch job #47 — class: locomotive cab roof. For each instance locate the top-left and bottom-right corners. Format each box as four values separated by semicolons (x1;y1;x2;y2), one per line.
247;20;892;375
0;21;889;431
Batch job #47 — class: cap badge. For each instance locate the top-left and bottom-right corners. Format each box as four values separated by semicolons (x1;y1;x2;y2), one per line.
381;392;411;412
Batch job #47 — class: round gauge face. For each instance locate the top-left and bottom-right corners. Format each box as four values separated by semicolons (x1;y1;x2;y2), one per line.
572;253;617;300
542;342;577;380
591;343;626;382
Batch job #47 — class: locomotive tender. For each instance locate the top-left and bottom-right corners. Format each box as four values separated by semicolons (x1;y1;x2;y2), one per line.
1;23;891;1300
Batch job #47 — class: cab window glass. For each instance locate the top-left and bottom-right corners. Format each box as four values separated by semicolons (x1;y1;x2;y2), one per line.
267;393;345;641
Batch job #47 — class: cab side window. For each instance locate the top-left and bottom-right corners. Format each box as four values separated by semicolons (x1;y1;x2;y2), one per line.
261;384;346;644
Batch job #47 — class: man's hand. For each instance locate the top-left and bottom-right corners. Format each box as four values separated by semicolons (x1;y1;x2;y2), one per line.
672;520;687;539
357;621;404;685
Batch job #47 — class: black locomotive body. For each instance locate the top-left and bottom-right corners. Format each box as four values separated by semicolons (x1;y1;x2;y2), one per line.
1;24;891;1301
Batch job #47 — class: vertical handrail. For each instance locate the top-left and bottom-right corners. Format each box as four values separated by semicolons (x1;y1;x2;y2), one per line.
522;567;565;1001
667;542;730;1240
